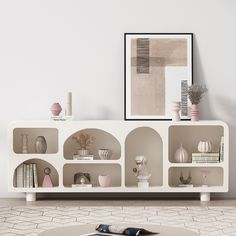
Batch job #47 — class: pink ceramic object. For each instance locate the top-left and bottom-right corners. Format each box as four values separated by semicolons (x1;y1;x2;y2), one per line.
50;103;62;116
42;167;53;187
98;175;111;187
191;104;200;121
42;175;53;187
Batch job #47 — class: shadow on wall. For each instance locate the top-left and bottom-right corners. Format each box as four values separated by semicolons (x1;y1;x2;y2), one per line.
193;36;214;120
193;37;235;198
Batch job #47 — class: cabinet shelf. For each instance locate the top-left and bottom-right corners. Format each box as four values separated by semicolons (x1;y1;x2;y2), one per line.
8;120;229;201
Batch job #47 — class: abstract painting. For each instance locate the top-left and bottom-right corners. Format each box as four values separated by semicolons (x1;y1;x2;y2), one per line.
124;33;193;120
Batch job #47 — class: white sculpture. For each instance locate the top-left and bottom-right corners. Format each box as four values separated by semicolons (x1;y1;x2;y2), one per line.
133;156;151;188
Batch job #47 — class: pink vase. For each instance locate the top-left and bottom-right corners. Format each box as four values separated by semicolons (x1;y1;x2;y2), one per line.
191;104;200;121
50;103;62;116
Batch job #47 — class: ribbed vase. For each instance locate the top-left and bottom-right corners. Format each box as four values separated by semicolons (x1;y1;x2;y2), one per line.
191;104;200;121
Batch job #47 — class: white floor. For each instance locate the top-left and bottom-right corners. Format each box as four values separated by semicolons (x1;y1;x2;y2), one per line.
1;205;236;236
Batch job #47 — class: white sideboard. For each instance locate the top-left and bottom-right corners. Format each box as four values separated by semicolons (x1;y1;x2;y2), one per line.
8;120;229;201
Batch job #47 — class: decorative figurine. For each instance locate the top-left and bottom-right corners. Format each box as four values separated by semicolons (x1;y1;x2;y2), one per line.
73;172;92;187
171;101;181;121
179;171;192;185
21;134;28;154
65;92;72;116
133;156;151;188
42;167;53;187
35;136;47;153
201;170;211;187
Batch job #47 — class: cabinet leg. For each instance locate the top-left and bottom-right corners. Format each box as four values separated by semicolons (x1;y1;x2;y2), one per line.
200;192;210;202
26;192;36;202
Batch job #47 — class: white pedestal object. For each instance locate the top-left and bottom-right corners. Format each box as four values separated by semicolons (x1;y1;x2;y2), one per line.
138;180;149;188
26;192;36;202
200;192;210;202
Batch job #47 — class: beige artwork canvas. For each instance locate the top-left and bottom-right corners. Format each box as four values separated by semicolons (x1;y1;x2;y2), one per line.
126;35;192;118
131;38;187;116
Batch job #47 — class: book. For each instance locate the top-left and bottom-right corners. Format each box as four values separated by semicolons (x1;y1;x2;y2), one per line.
178;184;194;187
16;164;24;187
72;184;92;188
23;164;27;187
192;160;219;163
26;164;30;188
50;116;74;121
192;156;219;161
192;153;219;157
220;136;224;162
33;164;38;188
73;155;94;160
29;164;33;188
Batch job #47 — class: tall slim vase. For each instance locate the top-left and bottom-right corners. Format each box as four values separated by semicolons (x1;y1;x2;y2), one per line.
191;104;200;121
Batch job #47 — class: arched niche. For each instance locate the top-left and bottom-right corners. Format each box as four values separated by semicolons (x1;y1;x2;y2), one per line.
13;158;59;187
125;127;163;187
64;128;121;160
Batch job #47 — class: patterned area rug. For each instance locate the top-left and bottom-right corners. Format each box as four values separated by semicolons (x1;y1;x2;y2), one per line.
0;206;236;236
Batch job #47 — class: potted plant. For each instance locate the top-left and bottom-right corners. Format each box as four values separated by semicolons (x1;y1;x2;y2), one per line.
72;133;95;156
188;84;208;121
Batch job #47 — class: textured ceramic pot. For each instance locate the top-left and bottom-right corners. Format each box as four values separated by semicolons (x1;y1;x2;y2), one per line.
77;149;89;156
174;144;189;163
198;141;212;153
98;175;111;187
98;149;112;160
191;104;200;121
50;103;62;116
35;136;47;153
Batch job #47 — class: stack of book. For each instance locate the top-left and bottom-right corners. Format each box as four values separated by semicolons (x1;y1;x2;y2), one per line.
16;163;38;188
192;153;220;163
73;154;94;160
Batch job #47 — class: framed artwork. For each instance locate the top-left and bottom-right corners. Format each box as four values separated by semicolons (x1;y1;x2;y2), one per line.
124;33;193;120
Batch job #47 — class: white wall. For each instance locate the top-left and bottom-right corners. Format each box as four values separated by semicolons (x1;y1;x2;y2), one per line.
0;0;235;198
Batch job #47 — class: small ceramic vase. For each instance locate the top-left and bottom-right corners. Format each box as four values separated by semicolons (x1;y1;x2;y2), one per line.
42;167;53;187
198;141;212;153
35;136;47;154
171;101;181;121
174;144;189;163
50;103;62;116
191;104;200;121
98;149;112;160
98;175;111;187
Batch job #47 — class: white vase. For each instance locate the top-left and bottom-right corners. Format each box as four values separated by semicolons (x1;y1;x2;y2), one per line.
198;141;212;153
98;175;111;187
174;144;189;163
171;101;181;121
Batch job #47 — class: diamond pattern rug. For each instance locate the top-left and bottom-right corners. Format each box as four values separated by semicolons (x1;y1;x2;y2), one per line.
0;206;236;236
